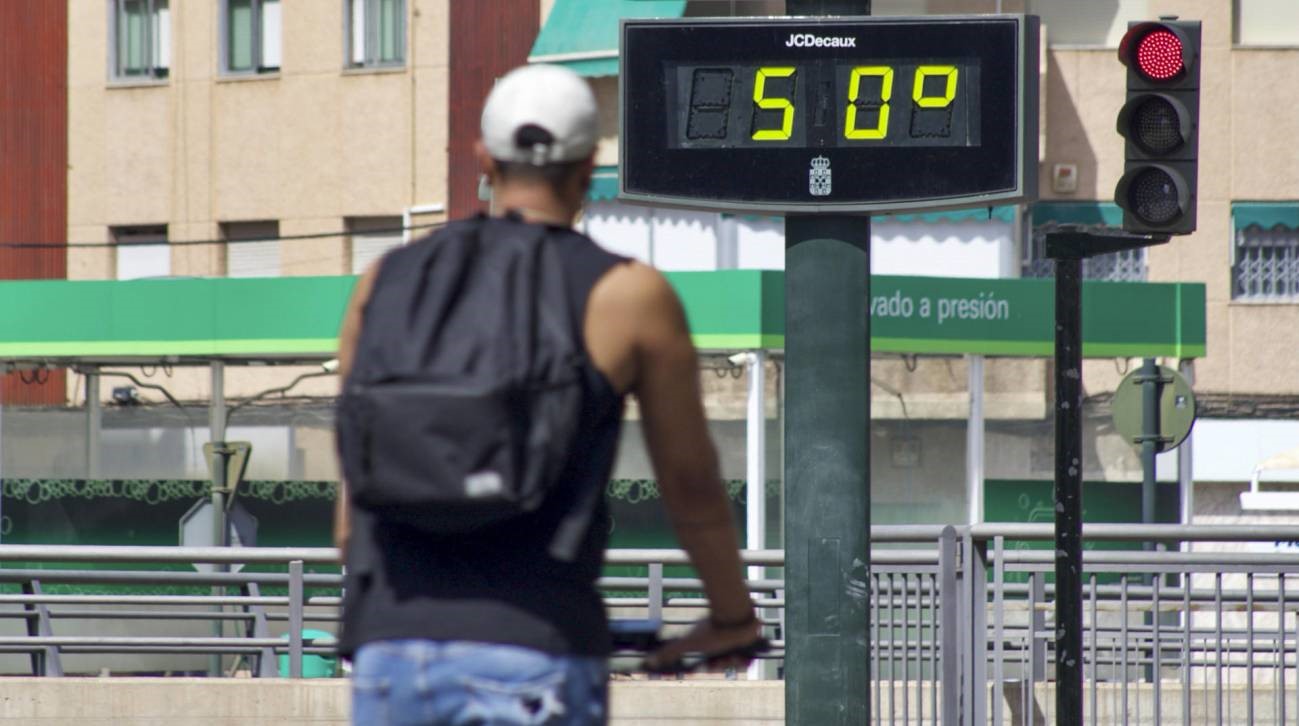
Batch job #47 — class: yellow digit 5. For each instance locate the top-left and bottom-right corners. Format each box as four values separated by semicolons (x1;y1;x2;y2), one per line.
913;65;959;108
751;66;796;141
845;66;893;140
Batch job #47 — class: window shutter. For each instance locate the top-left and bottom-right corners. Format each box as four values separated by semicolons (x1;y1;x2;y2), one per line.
351;230;402;273
116;245;171;280
224;221;281;278
227;241;280;278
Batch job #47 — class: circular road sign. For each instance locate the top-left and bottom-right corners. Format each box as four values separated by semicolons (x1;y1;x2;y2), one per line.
1111;365;1196;452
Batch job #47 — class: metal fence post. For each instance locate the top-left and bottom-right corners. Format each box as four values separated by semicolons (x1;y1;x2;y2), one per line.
993;536;1006;726
288;559;303;678
22;580;63;677
648;562;664;624
966;533;989;726
938;526;960;726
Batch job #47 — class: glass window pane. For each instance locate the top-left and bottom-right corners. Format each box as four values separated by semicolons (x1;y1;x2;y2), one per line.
379;0;404;63
260;0;282;69
118;0;149;76
227;0;255;71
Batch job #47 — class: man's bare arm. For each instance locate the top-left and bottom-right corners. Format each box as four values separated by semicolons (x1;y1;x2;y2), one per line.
332;264;380;555
588;264;759;665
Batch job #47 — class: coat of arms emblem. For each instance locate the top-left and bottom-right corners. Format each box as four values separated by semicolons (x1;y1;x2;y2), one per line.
809;156;831;196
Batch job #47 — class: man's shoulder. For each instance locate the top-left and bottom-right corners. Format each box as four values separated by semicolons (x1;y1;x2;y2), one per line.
587;259;679;318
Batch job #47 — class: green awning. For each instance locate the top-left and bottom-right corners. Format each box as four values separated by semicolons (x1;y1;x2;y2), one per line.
878;206;1018;224
1032;202;1122;227
528;0;686;77
588;166;619;201
1234;202;1299;230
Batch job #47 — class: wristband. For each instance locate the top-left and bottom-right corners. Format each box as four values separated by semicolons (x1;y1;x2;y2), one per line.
709;611;758;630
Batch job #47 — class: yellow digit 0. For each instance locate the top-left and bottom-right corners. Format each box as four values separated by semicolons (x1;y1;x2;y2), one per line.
845;66;893;140
913;65;959;108
751;67;796;141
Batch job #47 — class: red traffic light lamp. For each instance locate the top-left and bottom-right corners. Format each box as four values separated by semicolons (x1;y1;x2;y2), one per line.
1115;20;1200;235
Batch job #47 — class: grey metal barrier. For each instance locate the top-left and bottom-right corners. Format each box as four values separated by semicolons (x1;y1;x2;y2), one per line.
6;525;1299;726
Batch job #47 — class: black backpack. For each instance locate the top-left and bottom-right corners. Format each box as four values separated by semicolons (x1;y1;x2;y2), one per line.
335;214;592;556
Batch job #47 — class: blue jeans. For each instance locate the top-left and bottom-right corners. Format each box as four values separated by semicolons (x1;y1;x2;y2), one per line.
351;639;609;725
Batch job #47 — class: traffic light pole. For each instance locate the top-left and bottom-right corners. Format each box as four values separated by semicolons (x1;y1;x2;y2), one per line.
1047;228;1168;725
785;8;871;726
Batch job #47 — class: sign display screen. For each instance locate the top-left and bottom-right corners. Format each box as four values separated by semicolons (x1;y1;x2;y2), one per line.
620;17;1039;213
670;60;980;149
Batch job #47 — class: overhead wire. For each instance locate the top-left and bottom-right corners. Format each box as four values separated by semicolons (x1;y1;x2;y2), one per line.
0;221;447;250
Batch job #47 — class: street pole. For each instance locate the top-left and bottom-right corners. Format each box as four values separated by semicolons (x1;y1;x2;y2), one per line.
1052;254;1085;724
1139;357;1159;539
1045;227;1169;725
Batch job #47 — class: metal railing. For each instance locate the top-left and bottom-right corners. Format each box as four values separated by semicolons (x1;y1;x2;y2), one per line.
5;525;1299;725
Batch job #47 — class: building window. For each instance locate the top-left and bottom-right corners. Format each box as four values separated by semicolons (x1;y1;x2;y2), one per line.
111;0;170;80
222;0;282;74
346;0;405;68
113;226;170;279
1235;0;1299;46
347;217;403;274
1029;0;1149;48
222;221;281;278
1024;203;1146;281
1233;204;1299;300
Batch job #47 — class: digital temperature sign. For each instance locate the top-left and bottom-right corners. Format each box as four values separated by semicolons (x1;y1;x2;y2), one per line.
620;16;1039;213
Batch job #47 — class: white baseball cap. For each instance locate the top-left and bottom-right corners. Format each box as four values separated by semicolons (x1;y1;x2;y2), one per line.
481;64;598;166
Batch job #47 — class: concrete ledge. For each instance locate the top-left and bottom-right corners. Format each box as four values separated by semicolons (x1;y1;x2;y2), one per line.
0;678;785;725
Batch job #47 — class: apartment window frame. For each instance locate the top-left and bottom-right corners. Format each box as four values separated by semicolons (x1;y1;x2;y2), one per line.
220;0;283;76
1232;205;1299;302
1028;0;1151;49
344;0;407;70
109;0;170;82
222;221;282;278
112;225;171;280
1233;0;1299;48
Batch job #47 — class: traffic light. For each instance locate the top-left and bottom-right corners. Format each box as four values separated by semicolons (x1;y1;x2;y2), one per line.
1115;20;1201;235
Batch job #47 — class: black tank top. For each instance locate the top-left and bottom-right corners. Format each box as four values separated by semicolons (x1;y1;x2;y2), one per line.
337;219;627;658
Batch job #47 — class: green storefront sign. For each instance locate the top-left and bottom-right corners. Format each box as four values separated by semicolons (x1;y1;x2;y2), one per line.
0;272;1204;360
870;275;1205;358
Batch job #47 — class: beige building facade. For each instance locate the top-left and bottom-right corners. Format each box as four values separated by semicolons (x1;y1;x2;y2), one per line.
45;1;1299;516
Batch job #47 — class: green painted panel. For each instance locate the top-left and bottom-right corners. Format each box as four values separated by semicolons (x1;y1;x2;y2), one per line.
1032;202;1124;227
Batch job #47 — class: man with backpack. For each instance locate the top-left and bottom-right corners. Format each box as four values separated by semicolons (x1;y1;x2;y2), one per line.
333;64;764;725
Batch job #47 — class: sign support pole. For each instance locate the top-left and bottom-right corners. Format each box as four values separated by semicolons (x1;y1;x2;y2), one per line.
781;5;871;722
784;213;870;726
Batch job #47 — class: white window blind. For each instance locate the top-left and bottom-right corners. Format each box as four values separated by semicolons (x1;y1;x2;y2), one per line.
1031;0;1149;47
224;221;280;278
261;0;282;68
1236;0;1299;46
154;1;170;70
348;217;403;273
113;226;170;280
